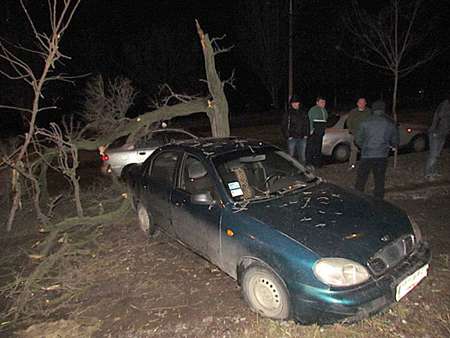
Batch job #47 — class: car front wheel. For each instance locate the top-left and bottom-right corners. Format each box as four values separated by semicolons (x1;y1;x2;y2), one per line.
410;135;427;152
137;204;157;237
241;263;290;320
332;143;350;162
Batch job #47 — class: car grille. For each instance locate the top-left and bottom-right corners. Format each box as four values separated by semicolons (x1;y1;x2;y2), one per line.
367;234;415;276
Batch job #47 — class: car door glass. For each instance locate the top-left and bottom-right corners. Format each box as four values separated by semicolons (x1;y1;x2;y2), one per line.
164;131;194;143
137;132;166;148
149;151;179;184
181;156;214;196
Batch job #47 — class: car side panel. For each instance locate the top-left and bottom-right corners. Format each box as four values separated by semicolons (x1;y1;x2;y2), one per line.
170;189;223;264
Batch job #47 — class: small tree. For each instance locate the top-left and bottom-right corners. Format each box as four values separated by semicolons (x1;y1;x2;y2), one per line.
343;0;438;120
0;0;81;231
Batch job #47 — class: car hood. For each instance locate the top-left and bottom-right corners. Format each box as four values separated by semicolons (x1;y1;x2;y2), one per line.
243;182;412;264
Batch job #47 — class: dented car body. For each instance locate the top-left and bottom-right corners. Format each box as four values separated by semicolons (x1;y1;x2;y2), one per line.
124;137;431;324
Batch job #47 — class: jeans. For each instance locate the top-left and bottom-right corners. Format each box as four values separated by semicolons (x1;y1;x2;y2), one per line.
425;132;447;177
355;157;388;200
287;137;307;164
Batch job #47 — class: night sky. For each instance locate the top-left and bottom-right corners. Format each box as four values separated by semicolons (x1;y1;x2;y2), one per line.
1;0;449;133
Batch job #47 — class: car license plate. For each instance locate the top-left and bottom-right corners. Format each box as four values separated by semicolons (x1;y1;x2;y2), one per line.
395;264;428;301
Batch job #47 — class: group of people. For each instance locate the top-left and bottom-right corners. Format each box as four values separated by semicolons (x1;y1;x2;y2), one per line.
281;95;328;168
282;95;450;201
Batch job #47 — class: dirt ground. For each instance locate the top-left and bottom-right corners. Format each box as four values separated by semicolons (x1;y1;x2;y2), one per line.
1;131;450;337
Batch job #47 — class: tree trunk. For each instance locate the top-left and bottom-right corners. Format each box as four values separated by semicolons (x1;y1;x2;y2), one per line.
72;176;83;218
392;70;399;169
196;21;230;137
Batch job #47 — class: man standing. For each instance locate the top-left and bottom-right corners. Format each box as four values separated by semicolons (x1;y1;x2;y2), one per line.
355;100;399;200
425;97;450;180
281;95;310;164
346;97;372;169
307;96;328;167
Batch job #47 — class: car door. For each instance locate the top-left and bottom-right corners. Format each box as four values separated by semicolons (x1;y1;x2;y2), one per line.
141;150;179;235
170;154;223;265
135;132;166;164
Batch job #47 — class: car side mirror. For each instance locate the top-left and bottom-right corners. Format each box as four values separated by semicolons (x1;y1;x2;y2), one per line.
191;191;215;206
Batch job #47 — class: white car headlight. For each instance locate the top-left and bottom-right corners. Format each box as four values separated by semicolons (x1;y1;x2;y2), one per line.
313;258;370;287
408;215;422;243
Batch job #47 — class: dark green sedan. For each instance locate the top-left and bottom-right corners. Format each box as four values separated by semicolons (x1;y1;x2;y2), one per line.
123;137;430;324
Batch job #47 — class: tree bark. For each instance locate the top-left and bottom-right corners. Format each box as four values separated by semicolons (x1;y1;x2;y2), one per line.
196;21;230;137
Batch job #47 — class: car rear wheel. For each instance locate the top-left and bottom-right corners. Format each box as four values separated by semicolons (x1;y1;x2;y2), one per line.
137;204;157;237
241;263;290;320
332;143;350;162
410;135;427;152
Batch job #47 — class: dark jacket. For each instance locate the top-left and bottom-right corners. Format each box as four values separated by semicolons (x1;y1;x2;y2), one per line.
346;107;372;135
281;108;310;139
355;112;399;158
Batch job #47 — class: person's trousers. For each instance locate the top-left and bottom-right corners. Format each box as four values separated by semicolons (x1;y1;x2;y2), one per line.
349;138;358;168
425;132;447;177
355;157;388;200
287;137;307;164
307;122;326;167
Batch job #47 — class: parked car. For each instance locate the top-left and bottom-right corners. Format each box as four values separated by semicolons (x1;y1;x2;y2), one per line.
322;114;428;162
100;128;197;176
123;137;430;324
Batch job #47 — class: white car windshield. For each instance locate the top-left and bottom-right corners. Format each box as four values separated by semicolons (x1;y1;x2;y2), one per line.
213;148;317;202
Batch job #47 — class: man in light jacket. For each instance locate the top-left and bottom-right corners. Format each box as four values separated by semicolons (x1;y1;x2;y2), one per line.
307;96;328;167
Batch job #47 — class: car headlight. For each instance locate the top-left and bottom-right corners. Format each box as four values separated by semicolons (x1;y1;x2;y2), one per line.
408;215;422;243
313;258;370;287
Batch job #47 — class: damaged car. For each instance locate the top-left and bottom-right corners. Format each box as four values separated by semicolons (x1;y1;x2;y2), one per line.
123;137;430;324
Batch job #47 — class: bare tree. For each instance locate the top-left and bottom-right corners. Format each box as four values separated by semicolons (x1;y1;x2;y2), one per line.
0;0;81;230
343;0;438;120
77;21;232;152
236;0;288;108
37;121;84;217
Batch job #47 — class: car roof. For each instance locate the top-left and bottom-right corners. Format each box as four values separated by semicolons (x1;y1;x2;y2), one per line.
157;137;278;158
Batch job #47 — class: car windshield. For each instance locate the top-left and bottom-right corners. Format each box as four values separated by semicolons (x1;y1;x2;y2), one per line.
213;147;317;203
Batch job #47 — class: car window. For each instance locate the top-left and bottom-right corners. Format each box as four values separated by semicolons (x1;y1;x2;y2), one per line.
326;113;340;128
214;148;315;202
149;151;179;184
180;156;215;195
163;130;195;143
136;132;165;148
109;135;128;148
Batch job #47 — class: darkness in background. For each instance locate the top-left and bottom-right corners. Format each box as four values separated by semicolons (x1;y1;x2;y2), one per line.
0;0;449;134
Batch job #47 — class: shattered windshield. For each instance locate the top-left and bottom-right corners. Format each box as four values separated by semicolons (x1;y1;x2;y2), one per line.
213;148;317;203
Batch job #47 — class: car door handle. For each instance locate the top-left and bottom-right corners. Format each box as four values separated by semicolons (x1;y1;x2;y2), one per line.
138;151;147;155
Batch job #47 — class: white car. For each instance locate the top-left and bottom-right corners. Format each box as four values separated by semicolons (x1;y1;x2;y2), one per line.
100;128;197;176
322;114;428;162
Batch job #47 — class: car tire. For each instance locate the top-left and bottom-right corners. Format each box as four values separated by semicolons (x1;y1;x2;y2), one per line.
332;143;350;162
127;187;137;211
410;135;427;152
241;263;291;320
137;203;157;237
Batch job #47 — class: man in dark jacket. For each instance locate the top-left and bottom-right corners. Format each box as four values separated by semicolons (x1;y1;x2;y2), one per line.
281;95;310;164
425;97;450;180
355;100;399;200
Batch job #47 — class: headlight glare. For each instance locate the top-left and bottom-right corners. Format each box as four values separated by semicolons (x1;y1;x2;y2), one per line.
313;258;370;287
